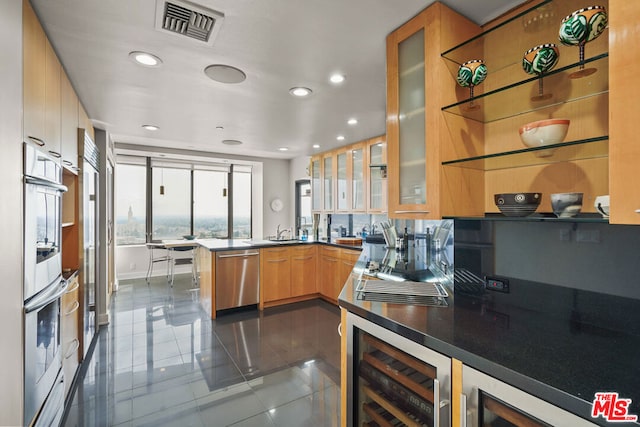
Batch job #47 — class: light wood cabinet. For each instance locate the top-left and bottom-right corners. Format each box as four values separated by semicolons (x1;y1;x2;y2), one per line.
61;275;80;397
78;101;94;141
366;136;387;213
311;156;322;212
44;38;61;158
609;0;640;224
290;245;317;297
261;247;292;303
336;150;349;212
387;3;478;219
23;0;46;148
322;152;335;212
319;247;340;301
350;142;366;212
60;71;79;171
338;248;360;298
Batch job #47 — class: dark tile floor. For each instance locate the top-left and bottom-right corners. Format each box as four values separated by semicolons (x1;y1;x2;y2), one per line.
63;274;342;426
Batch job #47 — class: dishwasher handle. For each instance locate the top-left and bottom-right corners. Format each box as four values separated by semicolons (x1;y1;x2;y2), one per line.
217;252;260;258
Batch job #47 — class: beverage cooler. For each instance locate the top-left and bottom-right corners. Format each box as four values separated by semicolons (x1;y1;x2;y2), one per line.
346;312;451;427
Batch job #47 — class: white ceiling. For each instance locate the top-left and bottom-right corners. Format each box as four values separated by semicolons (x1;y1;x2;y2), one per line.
31;0;526;160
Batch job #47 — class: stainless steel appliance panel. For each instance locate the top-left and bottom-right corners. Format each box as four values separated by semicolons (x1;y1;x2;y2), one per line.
24;143;66;300
79;130;99;357
33;369;65;427
23;276;68;426
215;250;260;311
461;365;597;426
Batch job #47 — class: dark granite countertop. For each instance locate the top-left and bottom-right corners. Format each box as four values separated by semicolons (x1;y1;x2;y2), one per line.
339;243;640;426
196;238;363;252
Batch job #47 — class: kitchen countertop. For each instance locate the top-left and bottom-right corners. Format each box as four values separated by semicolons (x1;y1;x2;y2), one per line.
339;243;640;426
194;238;363;252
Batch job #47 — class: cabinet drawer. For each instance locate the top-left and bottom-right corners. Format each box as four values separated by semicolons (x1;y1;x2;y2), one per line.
320;246;341;256
290;245;316;257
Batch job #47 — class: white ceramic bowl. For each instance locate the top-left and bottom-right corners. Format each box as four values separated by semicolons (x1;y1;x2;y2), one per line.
550;192;583;218
519;119;570;155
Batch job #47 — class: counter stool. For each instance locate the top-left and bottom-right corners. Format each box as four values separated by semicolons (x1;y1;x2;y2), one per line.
145;243;171;284
168;245;198;286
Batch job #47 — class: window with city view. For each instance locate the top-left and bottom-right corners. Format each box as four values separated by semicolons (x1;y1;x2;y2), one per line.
115;158;253;245
115;163;146;245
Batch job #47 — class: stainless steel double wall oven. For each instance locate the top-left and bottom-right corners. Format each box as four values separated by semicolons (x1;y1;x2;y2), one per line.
23;143;68;426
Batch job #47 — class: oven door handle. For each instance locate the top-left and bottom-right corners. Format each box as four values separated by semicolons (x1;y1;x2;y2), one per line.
25;176;68;193
24;277;68;313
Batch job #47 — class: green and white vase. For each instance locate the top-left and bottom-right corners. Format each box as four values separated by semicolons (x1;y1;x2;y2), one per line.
559;5;607;78
522;43;559;101
456;59;487;100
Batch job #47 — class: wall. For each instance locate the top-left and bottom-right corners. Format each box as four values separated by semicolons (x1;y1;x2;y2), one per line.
262;157;291;238
0;1;24;424
494;221;640;299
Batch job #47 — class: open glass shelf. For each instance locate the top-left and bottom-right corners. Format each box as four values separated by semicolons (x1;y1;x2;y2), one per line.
442;0;553;69
442;54;608;122
442;136;608;171
441;0;608;75
445;214;608;223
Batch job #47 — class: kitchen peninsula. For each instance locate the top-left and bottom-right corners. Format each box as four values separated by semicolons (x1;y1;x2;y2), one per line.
194;239;362;318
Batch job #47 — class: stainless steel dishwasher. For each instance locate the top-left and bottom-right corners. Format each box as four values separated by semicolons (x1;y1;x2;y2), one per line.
215;249;260;311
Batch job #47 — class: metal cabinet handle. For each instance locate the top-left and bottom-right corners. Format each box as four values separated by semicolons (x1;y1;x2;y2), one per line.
66;279;79;293
292;256;313;261
27;136;45;146
65;301;80;316
62;160;73;166
48;151;62;158
394;210;430;214
267;259;288;263
434;377;440;427
65;339;80;359
635;210;640;213
337;322;342;337
460;393;467;427
218;252;259;258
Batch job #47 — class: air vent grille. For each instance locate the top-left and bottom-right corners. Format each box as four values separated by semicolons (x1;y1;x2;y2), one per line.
156;0;224;46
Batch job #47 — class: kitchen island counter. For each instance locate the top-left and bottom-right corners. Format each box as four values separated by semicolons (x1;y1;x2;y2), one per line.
339;243;640;426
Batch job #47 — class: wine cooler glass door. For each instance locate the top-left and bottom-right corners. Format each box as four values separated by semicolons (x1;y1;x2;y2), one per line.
346;312;451;427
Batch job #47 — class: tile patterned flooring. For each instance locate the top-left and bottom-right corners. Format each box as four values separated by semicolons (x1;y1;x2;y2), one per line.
63;274;342;426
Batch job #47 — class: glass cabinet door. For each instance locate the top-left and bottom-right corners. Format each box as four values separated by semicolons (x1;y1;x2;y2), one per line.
323;154;333;212
351;146;364;211
397;29;426;206
337;151;348;211
311;158;321;212
367;139;387;213
387;9;439;218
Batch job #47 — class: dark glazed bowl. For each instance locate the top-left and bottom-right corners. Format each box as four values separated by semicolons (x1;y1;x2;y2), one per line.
183;235;196;240
494;193;542;217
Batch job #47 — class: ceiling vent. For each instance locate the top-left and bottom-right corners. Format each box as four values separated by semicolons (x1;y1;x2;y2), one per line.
155;0;224;46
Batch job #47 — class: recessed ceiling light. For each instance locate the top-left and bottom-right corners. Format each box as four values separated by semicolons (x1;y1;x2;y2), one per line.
347;118;358;125
289;87;312;97
142;125;159;131
129;51;162;67
279;147;289;151
336;135;345;141
216;126;224;131
312;144;320;149
222;139;243;145
204;64;247;84
330;73;345;84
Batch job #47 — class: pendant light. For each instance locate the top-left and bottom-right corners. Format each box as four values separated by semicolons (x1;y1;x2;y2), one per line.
222;172;228;197
159;169;165;195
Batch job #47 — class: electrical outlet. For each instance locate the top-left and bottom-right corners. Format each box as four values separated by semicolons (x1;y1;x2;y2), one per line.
576;230;601;243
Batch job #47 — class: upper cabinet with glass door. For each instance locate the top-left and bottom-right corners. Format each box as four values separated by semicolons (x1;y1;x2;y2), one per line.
386;3;479;219
311;156;322;213
350;142;366;213
323;152;335;213
366;136;387;213
336;150;349;212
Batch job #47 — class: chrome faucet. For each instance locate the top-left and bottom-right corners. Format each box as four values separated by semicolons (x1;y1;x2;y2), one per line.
276;224;290;240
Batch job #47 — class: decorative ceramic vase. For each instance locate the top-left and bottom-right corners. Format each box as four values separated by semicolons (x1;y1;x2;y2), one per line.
522;43;560;101
559;5;608;78
456;59;487;110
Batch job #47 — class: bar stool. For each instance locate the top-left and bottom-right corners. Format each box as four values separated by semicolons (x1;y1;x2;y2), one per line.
145;243;171;284
168;245;198;286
